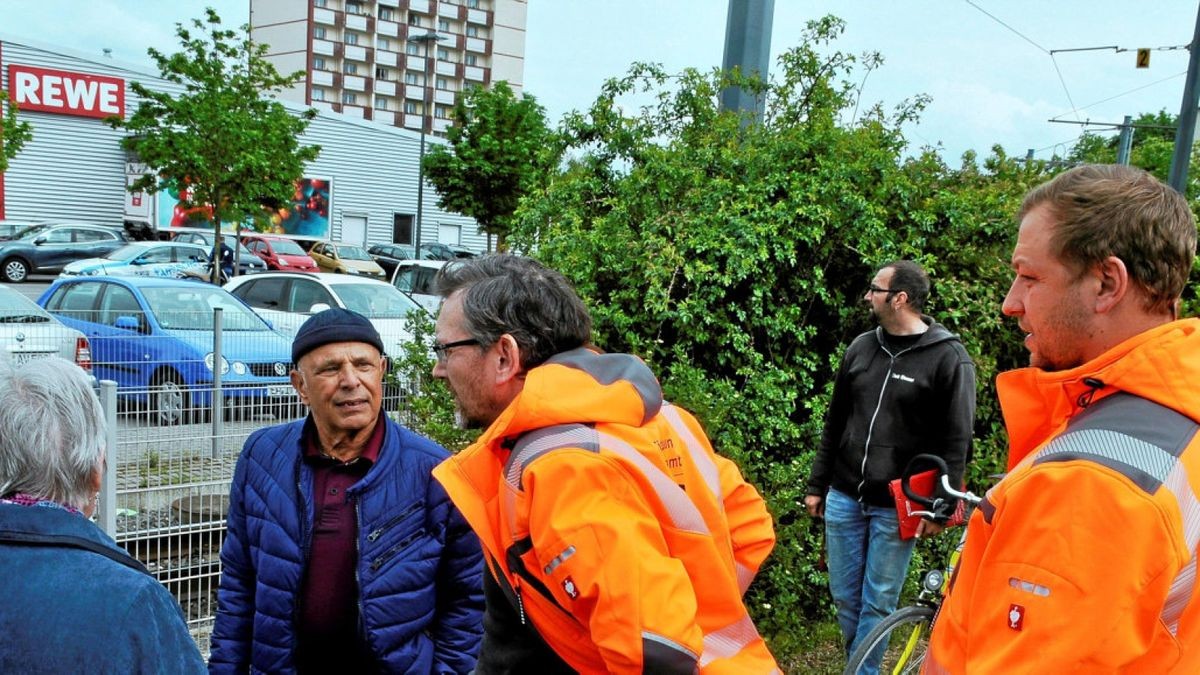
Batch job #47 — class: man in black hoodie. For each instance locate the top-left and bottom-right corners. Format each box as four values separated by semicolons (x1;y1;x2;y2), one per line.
805;260;976;675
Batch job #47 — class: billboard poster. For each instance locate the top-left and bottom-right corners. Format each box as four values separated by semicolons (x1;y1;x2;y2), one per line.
267;177;331;238
151;176;331;238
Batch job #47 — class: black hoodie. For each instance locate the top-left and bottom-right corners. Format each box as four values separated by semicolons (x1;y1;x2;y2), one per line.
807;317;976;508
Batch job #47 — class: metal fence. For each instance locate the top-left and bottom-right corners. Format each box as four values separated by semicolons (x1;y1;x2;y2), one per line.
87;309;415;657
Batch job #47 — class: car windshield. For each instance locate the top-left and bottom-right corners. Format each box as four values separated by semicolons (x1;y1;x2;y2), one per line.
104;244;154;262
335;283;421;318
0;288;51;323
14;224;52;240
336;245;372;261
270;239;308;255
141;286;270;331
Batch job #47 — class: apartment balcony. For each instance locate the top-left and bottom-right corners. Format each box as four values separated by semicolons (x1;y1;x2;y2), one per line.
344;75;367;91
467;8;488;24
377;19;400;38
342;105;367;120
402;84;424;101
346;13;368;31
314;8;337;25
312;100;336;113
435;60;457;76
434;89;456;105
409;0;430;13
438;2;460;19
376;80;397;97
345;44;367;61
464;65;484;82
378;0;401;6
404;113;424;128
312;69;335;86
313;39;336;56
433;118;450;133
376;50;398;67
465;37;486;53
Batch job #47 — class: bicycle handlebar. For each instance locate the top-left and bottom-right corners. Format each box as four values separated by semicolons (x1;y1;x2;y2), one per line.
900;454;983;523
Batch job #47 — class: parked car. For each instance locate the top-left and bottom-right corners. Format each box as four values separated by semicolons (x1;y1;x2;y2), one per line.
0;286;91;370
38;276;296;425
308;241;388;279
60;241;211;280
418;242;478;261
366;243;417;279
169;229;267;276
224;272;424;359
0;222;128;282
390;260;445;314
242;234;320;272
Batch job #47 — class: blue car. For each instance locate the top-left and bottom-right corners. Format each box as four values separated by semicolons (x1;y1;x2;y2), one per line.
38;276;296;425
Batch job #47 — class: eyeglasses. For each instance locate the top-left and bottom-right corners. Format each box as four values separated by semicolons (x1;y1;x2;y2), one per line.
867;285;900;298
432;338;481;362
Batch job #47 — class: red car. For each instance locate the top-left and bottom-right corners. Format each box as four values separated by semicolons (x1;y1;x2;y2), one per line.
242;235;320;272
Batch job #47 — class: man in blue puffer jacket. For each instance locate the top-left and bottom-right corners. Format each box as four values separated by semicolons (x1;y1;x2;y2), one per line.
209;308;484;674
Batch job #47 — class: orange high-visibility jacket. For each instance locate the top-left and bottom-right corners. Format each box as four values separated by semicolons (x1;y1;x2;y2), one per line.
433;348;780;674
926;319;1200;673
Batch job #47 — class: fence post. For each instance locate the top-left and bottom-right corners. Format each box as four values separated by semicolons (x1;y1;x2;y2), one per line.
98;379;118;536
212;307;223;459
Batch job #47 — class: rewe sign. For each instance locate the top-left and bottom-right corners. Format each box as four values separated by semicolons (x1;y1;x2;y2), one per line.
7;65;125;119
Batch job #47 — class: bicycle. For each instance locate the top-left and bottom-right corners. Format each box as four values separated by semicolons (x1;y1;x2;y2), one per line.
842;454;983;675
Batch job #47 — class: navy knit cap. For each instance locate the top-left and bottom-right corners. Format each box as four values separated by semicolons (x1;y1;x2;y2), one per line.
291;307;385;364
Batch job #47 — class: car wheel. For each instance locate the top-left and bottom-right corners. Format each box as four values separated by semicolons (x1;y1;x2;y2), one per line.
1;257;30;283
151;370;189;426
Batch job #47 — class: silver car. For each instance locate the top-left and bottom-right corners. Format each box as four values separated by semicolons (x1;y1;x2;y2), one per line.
0;286;91;369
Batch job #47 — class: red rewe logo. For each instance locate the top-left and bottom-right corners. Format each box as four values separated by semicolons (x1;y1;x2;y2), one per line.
8;65;125;119
1008;604;1025;631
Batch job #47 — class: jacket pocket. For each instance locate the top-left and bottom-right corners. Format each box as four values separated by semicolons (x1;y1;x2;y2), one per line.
366;500;423;542
370;527;426;572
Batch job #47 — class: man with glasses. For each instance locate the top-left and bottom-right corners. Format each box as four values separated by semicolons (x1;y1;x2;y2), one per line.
429;254;780;673
210;308;484;674
804;260;976;674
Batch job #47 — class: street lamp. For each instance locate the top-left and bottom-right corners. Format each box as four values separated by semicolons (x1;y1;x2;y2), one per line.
406;30;444;255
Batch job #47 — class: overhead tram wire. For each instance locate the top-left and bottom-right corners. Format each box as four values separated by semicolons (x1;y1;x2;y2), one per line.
1049;71;1188;121
963;0;1082;120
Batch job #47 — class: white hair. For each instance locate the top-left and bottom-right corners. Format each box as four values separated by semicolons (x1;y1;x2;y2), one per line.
0;357;106;510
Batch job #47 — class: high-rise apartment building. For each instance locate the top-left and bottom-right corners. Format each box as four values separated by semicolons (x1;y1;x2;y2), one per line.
249;0;527;135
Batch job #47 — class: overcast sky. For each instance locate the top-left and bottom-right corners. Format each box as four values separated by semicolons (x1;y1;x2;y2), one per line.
2;0;1197;161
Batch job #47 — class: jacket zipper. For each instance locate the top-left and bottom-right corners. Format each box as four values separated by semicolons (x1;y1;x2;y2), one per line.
292;459;312;663
856;335;922;499
513;576;526;624
366;501;421;542
355;496;367;644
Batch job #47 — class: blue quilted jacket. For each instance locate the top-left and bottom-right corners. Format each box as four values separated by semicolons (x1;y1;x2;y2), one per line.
208;416;484;673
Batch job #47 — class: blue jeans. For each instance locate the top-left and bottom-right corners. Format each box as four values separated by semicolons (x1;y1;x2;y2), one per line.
824;487;916;675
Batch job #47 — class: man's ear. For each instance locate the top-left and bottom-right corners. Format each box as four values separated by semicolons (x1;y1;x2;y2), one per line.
1094;256;1129;314
290;369;308;405
494;334;523;384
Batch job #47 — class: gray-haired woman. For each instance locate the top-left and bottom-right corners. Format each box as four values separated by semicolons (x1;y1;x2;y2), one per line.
0;356;204;674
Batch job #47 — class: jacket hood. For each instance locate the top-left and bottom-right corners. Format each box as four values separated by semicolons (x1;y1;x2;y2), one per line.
873;316;960;352
996;318;1200;468
476;347;663;447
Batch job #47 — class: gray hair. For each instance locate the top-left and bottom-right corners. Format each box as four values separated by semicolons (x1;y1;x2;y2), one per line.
0;357;106;510
434;254;593;370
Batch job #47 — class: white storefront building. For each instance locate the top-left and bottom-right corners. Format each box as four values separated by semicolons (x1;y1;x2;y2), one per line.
0;35;486;252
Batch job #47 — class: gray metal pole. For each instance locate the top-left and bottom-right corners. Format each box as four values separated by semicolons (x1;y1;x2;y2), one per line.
1168;2;1200;192
720;0;775;123
99;379;118;536
1117;115;1135;165
212;307;223;458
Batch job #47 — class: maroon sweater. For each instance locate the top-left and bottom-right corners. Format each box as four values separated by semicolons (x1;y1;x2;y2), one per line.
295;415;385;672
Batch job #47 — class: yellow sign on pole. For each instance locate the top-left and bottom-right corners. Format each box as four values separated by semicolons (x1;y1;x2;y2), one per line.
1137;48;1151;68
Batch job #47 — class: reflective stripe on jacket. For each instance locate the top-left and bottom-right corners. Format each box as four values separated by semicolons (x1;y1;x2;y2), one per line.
927;319;1200;673
433;347;780;674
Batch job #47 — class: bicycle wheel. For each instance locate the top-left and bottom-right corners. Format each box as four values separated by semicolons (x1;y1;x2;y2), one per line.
843;604;936;675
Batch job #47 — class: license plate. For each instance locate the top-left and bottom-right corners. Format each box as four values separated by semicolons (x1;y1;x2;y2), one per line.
13;352;52;365
268;385;295;398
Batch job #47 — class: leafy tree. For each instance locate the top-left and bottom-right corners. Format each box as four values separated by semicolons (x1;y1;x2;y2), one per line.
503;16;1050;664
0;89;33;174
107;8;319;282
1066;110;1195;187
421;81;558;250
